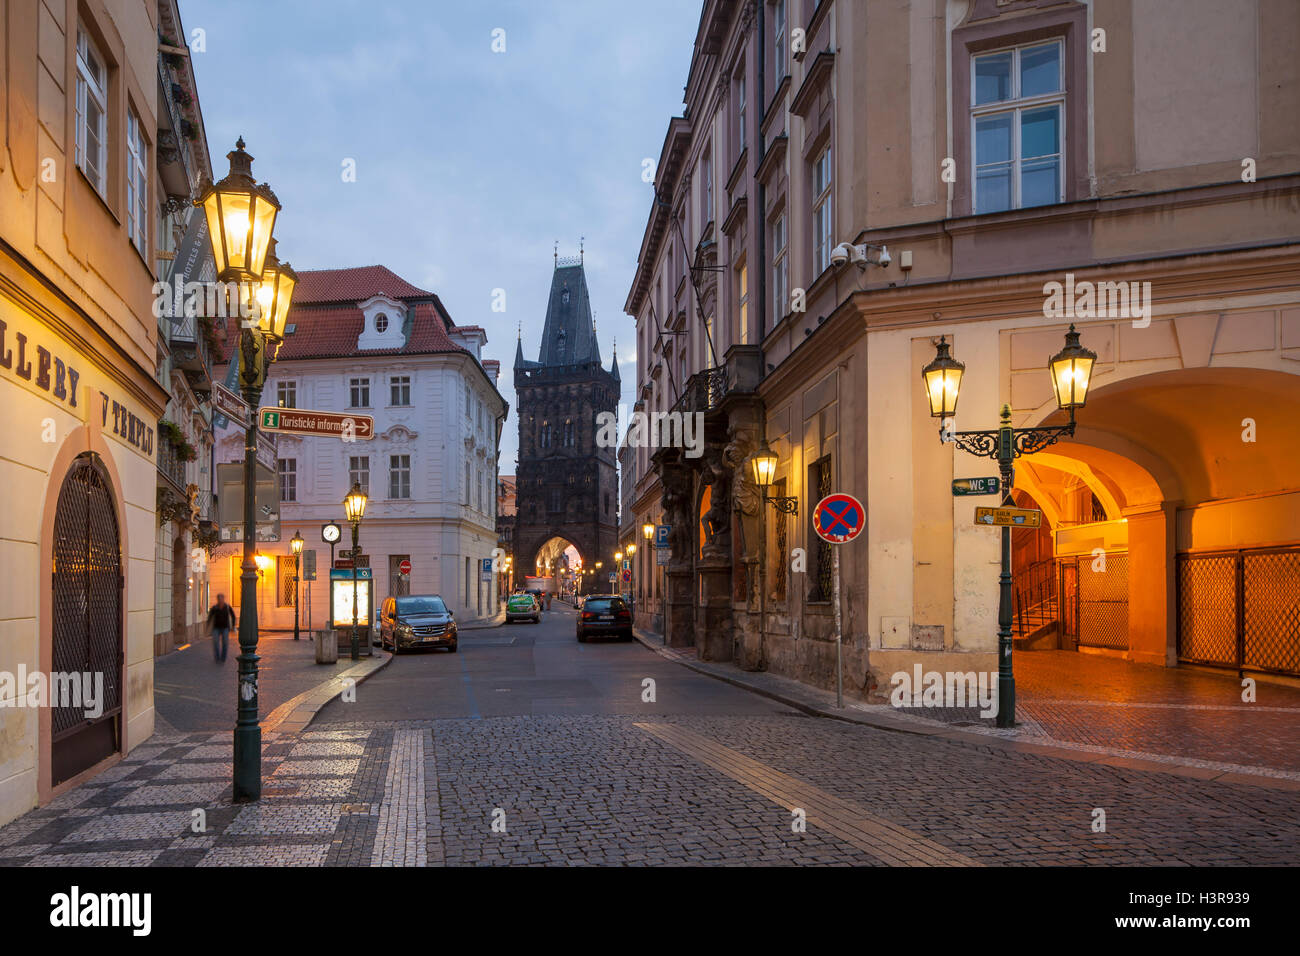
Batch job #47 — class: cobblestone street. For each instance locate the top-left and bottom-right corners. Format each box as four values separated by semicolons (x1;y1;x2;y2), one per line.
2;605;1297;866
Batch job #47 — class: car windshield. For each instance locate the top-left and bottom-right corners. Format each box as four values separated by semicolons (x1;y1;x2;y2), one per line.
396;597;446;615
584;598;626;612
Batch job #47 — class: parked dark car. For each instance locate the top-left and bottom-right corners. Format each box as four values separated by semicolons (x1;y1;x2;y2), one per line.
576;595;632;642
379;594;457;653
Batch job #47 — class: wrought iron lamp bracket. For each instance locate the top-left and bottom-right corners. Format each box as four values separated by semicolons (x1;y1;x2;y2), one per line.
766;496;798;515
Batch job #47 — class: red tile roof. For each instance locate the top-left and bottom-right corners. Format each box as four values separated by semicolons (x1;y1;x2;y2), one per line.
216;265;469;363
293;265;433;305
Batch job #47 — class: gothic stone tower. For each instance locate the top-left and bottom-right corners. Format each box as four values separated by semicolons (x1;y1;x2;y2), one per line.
513;257;620;579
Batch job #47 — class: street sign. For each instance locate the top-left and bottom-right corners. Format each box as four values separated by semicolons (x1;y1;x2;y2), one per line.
620;568;631;584
302;550;317;581
258;407;375;440
608;572;616;584
975;506;1042;528
480;558;493;582
334;558;353;570
621;559;631;571
813;493;866;544
256;430;278;471
655;548;670;566
399;559;412;576
213;382;249;426
952;476;1001;497
215;461;280;542
654;524;670;548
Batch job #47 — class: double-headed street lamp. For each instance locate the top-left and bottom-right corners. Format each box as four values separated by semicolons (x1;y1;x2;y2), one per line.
921;324;1095;728
290;531;304;641
198;138;296;803
343;482;369;661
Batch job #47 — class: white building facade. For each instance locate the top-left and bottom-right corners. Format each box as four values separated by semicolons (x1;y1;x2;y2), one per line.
210;266;507;630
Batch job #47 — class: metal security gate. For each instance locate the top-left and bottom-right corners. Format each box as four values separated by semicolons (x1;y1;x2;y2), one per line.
50;454;123;785
1074;551;1129;650
1059;561;1079;649
1178;548;1300;676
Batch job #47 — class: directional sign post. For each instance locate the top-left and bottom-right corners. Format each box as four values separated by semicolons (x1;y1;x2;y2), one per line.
213;382;250;428
952;476;1001;497
974;506;1042;528
258;407;375;441
812;493;865;709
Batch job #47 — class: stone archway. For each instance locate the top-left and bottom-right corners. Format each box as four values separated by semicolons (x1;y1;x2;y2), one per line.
1016;365;1300;674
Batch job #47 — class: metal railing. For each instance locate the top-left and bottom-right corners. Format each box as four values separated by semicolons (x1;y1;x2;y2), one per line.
672;366;726;415
1013;558;1058;637
157;441;186;491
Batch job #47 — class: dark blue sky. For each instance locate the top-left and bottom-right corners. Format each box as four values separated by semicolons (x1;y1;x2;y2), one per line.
183;0;700;468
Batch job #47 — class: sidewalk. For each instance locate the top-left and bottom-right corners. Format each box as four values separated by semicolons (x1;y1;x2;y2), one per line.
632;629;1300;789
460;606;506;630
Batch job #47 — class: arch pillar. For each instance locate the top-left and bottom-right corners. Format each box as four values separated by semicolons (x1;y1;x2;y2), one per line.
1124;501;1178;666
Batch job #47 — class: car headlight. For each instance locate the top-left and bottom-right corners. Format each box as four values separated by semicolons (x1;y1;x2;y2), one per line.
396;622;413;634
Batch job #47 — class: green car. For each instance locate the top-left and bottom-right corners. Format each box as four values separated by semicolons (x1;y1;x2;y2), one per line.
506;592;541;624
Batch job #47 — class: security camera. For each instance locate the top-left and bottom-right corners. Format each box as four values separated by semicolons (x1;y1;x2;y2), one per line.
836;241;891;269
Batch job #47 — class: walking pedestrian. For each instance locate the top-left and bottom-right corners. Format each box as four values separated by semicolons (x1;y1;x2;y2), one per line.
207;594;237;663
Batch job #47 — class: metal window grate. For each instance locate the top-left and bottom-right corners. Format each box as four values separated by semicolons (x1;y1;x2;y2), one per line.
1243;551;1300;673
1176;553;1238;666
773;479;788;602
278;555;298;607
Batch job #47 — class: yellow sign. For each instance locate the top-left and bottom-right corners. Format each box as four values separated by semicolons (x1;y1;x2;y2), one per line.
975;506;1042;528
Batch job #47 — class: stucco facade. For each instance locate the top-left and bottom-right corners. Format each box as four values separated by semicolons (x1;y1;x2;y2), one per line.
1;0;173;827
624;0;1300;701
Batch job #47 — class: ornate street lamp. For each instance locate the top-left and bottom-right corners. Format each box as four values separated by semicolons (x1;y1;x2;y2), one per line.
642;522;654;541
290;531;304;642
921;336;965;419
197;138;285;803
749;439;797;515
922;324;1095;727
343;482;368;661
254;239;298;354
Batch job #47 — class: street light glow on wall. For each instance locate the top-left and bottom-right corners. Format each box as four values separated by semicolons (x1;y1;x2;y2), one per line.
921;336;965;419
1048;324;1097;411
198;138;281;281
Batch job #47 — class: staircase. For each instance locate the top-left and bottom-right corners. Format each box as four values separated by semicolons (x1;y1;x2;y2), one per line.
1013;559;1060;649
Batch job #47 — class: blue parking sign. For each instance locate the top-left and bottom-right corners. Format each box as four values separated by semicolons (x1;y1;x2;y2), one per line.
655;524;670;548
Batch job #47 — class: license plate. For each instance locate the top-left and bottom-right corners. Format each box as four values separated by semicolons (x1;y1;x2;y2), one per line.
599;614;614;620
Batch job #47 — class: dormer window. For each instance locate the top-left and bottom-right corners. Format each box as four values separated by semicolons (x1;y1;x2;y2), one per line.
375;312;389;333
358;296;406;350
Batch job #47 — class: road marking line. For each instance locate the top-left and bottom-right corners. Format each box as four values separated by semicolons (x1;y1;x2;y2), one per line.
635;722;982;867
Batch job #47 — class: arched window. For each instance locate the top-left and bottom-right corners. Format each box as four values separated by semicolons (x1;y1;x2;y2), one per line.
564;420;575;447
541;422;551;448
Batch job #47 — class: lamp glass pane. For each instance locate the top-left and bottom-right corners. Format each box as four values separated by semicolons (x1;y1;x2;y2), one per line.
247;195;277;278
202;192;228;275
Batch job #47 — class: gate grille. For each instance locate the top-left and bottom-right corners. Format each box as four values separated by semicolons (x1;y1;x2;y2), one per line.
1176;553;1237;666
1244;551;1300;673
1178;548;1300;676
1076;552;1129;649
51;455;122;739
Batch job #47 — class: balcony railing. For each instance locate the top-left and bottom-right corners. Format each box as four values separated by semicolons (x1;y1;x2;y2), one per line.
157;441;186;492
672;366;727;415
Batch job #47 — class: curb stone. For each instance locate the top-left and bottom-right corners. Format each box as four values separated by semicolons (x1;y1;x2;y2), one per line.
631;628;1300;791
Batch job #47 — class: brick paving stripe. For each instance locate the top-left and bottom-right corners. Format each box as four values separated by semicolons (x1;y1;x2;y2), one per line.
634;721;982;867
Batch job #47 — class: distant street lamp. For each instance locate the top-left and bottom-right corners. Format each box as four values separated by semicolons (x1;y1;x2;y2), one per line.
290;531;304;641
197;138;291;803
749;439;798;667
343;482;369;661
642;522;654;541
921;325;1095;727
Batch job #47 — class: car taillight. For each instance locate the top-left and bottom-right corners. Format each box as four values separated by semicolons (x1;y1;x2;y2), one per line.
617;610;630;620
581;612;595;621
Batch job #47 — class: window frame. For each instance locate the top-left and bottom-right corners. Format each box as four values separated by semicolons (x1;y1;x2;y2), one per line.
389;374;411;407
75;27;108;197
349;376;371;409
771;211;788;328
969;39;1066;215
276;381;297;409
811;144;833;275
125;106;148;253
349;455;370;496
277;457;297;503
389;453;411;500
